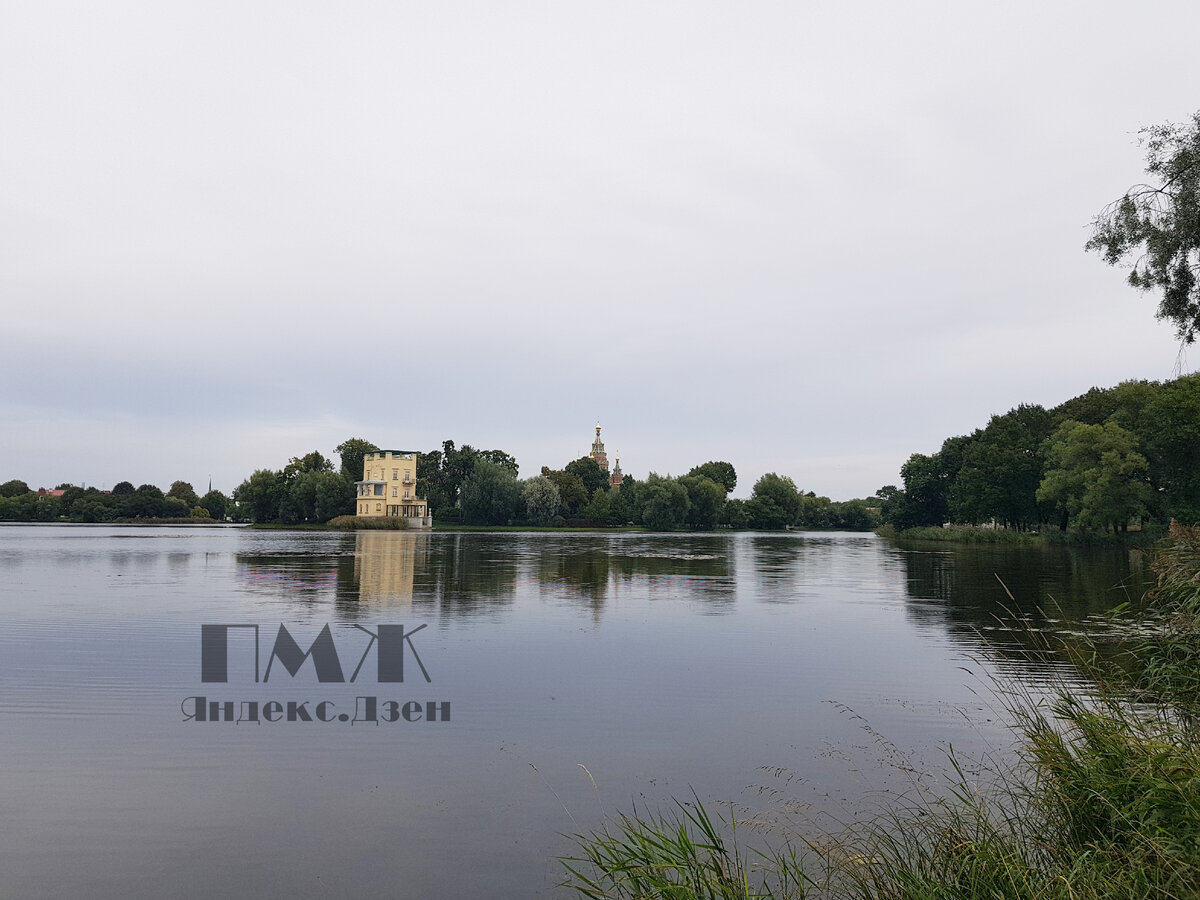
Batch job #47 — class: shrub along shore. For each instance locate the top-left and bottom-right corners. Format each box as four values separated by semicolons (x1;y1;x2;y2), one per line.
877;523;1166;546
558;525;1200;899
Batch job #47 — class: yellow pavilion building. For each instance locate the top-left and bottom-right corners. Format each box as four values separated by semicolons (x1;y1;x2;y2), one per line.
355;450;432;527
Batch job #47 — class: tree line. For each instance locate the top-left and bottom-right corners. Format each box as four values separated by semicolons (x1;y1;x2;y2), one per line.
0;479;230;523
421;448;878;531
1;435;880;531
879;374;1200;534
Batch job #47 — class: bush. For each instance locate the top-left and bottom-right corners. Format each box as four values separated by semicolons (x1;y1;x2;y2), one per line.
327;516;410;530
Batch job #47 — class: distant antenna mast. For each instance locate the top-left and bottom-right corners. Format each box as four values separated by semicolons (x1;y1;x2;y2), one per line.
1175;342;1190;378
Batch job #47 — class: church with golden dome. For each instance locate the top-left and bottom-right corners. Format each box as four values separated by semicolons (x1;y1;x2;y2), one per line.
588;423;625;488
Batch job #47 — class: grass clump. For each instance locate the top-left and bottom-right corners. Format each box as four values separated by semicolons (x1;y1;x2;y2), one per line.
326;515;410;530
560;798;792;899
560;528;1200;899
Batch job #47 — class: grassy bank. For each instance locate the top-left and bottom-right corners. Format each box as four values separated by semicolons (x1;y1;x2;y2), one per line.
559;526;1200;899
877;523;1045;544
877;523;1165;546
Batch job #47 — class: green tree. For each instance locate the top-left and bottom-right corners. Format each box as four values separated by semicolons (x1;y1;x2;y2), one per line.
746;473;800;529
459;458;522;525
797;492;835;528
1037;421;1152;533
686;461;737;493
57;486;87;519
163;496;191;518
833;499;878;531
167;481;199;508
1137;373;1200;522
315;471;355;522
893;453;950;527
0;493;36;521
283;452;334;481
129;484;166;518
335;437;379;481
948;405;1053;529
582;487;613;524
0;479;31;497
34;495;61;521
75;497;112;523
565;457;608;497
199;489;229;521
876;484;906;527
542;466;589;517
718;497;749;529
414;440;518;516
640;474;690;531
609;475;641;525
234;469;284;523
679;475;725;529
112;481;135;495
1087;111;1200;343
285;470;353;523
286;471;322;523
522;476;561;526
481;449;519;477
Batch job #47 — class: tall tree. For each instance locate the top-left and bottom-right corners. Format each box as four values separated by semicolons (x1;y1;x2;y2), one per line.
746;473;800;529
0;480;30;498
234;470;284;524
521;476;561;526
1138;373;1200;522
335;438;379;481
565;457;608;496
898;453;949;527
167;481;199;508
679;475;725;529
459;459;522;525
1037;421;1151;533
199;489;229;521
1087;111;1200;342
541;466;588;517
640;474;690;531
948;405;1053;529
687;461;737;494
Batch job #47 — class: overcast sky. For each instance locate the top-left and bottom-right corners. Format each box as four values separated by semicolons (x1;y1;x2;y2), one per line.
3;1;1197;499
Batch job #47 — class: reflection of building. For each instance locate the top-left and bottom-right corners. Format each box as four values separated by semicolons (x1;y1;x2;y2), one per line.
355;450;432;526
353;531;429;602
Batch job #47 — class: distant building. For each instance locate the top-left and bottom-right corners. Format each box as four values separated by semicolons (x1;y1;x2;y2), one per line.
609;456;623;488
588;424;626;488
589;423;608;472
354;450;431;527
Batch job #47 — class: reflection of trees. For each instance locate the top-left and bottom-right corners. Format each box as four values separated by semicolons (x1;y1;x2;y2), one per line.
525;534;736;616
236;537;356;603
416;533;518;615
890;540;1153;675
608;536;734;612
746;533;883;604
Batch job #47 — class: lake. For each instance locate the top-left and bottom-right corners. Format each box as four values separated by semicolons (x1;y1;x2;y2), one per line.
0;526;1149;898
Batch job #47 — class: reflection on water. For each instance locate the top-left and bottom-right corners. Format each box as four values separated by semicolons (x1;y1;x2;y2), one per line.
890;540;1152;677
0;526;1156;900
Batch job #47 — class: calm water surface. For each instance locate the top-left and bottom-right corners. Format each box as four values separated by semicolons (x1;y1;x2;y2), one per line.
0;526;1148;898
